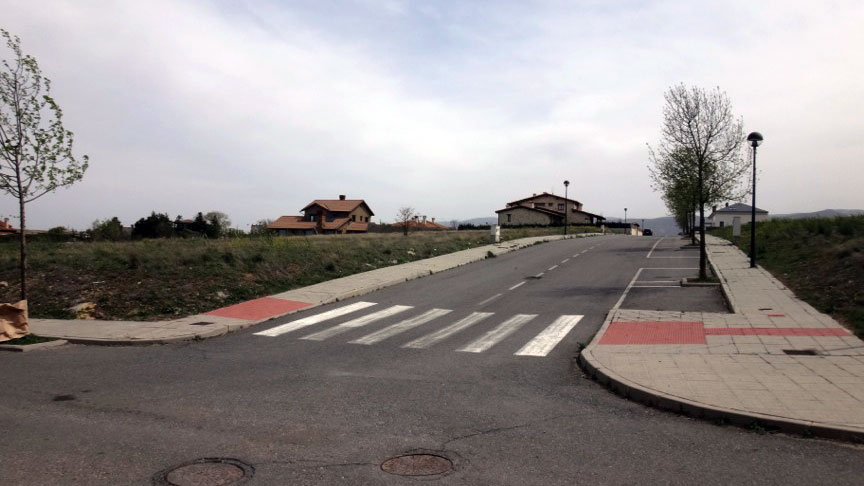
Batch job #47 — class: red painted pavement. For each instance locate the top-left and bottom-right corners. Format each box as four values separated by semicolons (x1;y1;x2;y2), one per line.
599;322;706;345
599;321;851;345
704;327;850;337
205;297;312;321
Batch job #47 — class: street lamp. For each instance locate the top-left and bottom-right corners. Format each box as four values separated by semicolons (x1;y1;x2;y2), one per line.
747;131;763;268
624;208;628;224
563;180;570;235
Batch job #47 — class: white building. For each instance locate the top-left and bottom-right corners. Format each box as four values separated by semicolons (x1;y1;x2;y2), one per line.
707;203;769;228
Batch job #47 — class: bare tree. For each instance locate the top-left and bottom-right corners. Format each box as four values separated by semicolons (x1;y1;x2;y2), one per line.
0;30;88;300
649;84;749;280
395;206;415;236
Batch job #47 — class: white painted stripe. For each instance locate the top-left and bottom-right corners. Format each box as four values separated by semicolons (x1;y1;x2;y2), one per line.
476;293;503;306
350;309;451;345
515;315;584;357
534;272;544;278
581;250;588;254
403;312;494;349
508;281;526;291
631;285;680;288
547;265;558;271
636;280;678;283
612;268;643;311
458;314;537;353
254;301;377;337
646;237;664;258
572;254;579;258
300;305;412;341
561;258;570;263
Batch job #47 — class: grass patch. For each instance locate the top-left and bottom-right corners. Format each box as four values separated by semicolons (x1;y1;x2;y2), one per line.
714;215;864;337
2;334;56;345
0;227;591;321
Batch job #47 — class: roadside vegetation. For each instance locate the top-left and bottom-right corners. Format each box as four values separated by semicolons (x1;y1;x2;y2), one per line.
0;226;596;321
714;216;864;337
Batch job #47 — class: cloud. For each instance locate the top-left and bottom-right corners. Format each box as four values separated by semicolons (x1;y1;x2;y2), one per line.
0;0;862;230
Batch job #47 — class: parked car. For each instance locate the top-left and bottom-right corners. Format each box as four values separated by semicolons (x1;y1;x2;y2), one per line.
643;229;653;236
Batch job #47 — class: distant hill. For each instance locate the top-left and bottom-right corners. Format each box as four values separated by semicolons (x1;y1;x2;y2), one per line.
457;217;497;227
773;209;864;219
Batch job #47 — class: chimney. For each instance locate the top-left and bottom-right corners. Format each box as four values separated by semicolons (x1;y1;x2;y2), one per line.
712;205;717;212
422;215;427;224
431;218;435;223
339;194;346;200
725;202;729;207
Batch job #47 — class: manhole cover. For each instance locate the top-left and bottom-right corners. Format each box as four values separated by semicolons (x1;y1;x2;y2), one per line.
381;454;453;477
153;458;253;486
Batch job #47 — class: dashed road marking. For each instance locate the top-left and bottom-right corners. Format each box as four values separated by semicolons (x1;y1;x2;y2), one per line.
547;265;558;271
508;281;526;291
477;293;503;306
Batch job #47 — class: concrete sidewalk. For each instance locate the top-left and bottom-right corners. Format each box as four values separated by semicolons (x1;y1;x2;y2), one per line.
29;233;602;345
581;235;864;441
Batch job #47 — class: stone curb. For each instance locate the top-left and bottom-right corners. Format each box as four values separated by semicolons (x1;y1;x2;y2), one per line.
35;232;605;345
0;339;69;352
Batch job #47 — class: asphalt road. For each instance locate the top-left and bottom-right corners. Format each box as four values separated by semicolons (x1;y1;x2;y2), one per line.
2;235;863;485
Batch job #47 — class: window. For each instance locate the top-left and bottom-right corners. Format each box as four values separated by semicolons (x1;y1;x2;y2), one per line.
351;215;356;222
558;204;564;210
507;214;512;223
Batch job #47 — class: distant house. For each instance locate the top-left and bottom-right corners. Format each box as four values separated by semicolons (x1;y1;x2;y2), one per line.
0;219;16;236
390;215;449;231
495;192;605;227
268;195;374;235
707;203;769;228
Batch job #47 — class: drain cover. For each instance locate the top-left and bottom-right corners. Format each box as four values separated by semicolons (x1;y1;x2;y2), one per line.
153;458;253;486
381;454;453;477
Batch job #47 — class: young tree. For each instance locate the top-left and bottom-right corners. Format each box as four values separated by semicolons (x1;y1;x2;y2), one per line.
204;211;231;236
649;84;749;279
0;30;88;300
90;217;125;241
395;206;415;236
132;212;174;239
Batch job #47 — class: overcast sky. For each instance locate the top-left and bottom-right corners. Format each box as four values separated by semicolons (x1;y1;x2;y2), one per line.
2;0;863;230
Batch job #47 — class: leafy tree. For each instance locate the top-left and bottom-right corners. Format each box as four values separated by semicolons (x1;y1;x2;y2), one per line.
395;206;416;236
204;211;231;235
90;217;125;241
132;212;174;239
0;30;89;300
649;84;749;279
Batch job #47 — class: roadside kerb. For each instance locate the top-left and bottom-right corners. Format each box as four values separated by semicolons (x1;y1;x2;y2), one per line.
0;339;69;353
29;233;604;345
579;235;864;442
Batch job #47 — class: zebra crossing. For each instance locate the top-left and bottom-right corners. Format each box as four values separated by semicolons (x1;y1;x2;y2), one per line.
254;301;584;357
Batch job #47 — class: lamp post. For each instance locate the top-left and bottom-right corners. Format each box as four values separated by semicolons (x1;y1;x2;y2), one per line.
624;208;628;224
747;132;763;268
563;180;570;235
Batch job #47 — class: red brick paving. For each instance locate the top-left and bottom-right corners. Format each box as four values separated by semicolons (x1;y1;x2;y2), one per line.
205;297;312;321
599;322;706;345
704;327;850;337
599;321;851;345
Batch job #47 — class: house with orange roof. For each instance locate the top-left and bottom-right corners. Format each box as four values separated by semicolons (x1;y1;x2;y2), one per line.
390;215;449;231
495;192;605;227
267;195;374;235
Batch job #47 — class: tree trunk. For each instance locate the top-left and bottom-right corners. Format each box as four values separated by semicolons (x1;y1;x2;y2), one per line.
17;193;27;301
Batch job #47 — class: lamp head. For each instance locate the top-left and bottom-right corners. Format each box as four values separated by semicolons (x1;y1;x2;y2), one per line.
564;180;569;187
747;131;763;147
